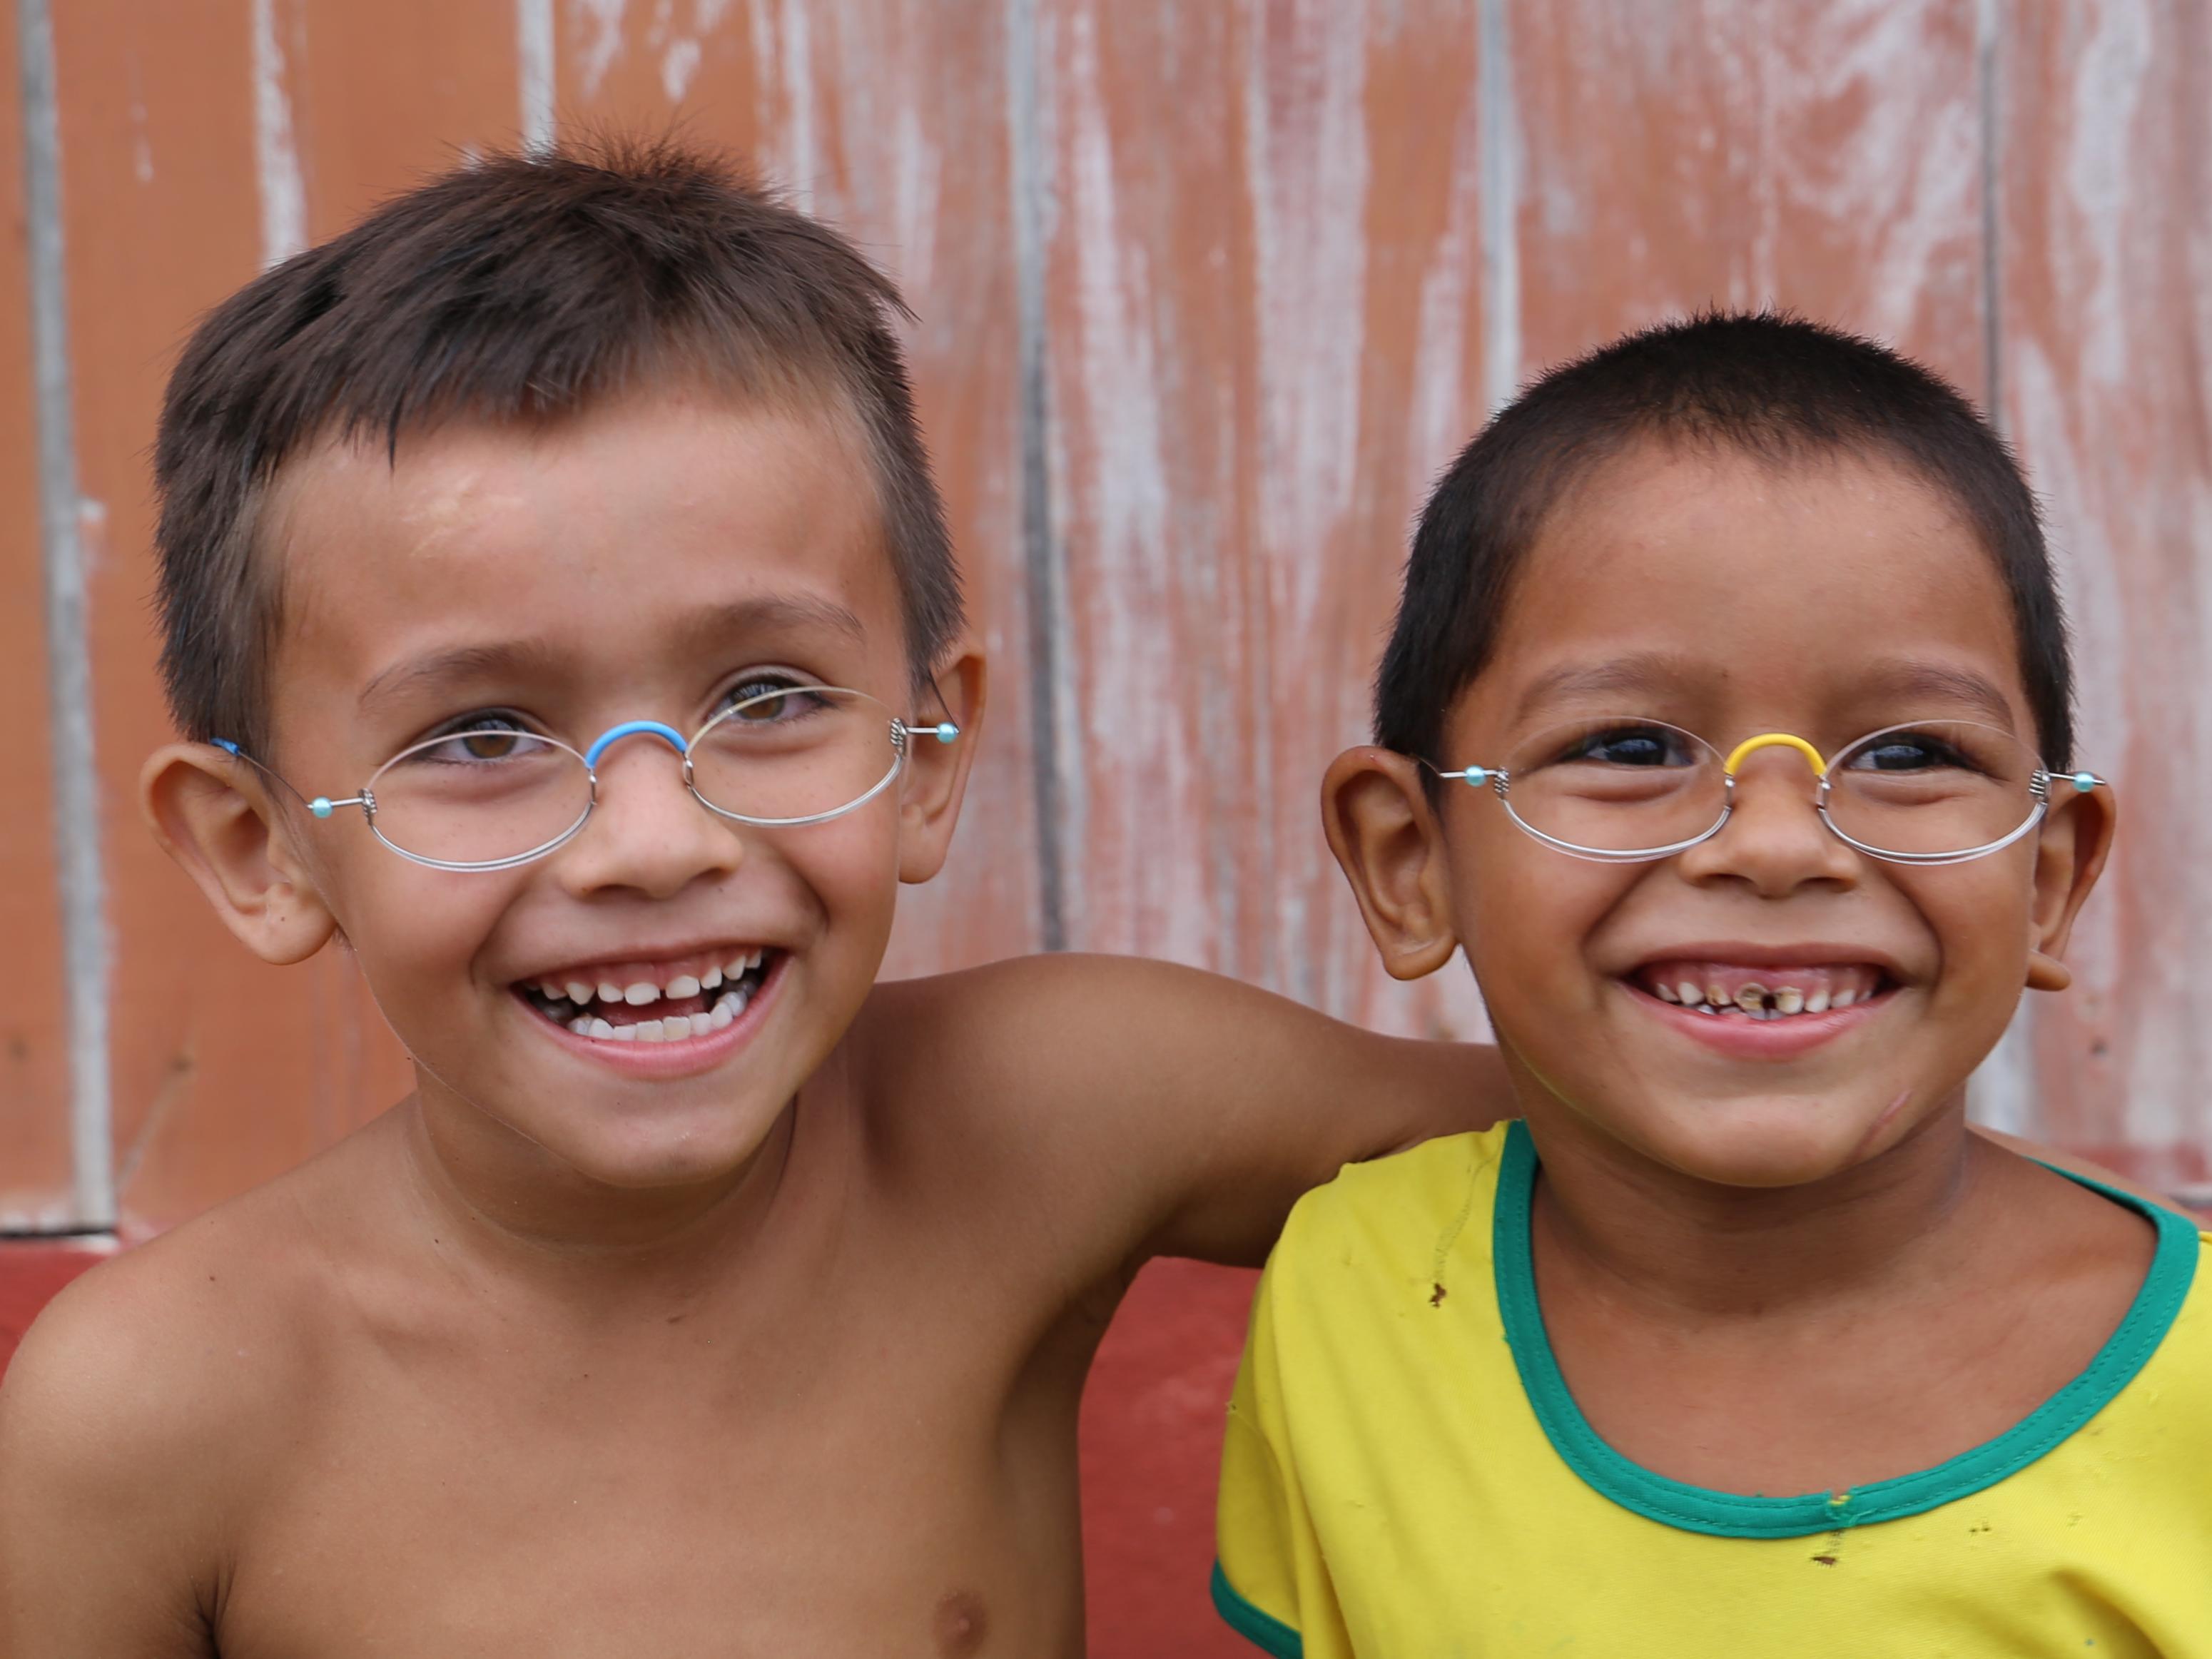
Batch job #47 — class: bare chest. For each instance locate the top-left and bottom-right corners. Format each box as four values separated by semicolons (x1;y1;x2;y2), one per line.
212;1316;1090;1657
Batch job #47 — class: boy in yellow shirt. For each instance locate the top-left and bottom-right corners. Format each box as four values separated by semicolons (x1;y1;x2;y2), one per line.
1215;313;2212;1655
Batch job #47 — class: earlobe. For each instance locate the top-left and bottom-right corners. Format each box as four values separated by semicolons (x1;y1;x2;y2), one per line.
897;644;985;885
2024;780;2115;995
1321;746;1461;980
140;743;339;965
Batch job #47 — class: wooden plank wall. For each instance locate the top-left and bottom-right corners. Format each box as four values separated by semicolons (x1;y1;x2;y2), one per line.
0;3;2206;1653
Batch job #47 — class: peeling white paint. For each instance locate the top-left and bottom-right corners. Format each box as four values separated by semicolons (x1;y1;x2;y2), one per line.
573;0;628;100
518;0;557;151
129;98;153;185
1242;0;1369;647
662;37;701;100
747;0;819;208
1055;4;1202;961
250;0;307;269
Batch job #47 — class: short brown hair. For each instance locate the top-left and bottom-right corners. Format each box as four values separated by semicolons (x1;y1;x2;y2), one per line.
154;137;960;757
1377;310;2073;775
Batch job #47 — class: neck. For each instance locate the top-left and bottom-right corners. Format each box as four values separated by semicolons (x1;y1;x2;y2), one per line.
394;1057;848;1289
1520;1087;1992;1324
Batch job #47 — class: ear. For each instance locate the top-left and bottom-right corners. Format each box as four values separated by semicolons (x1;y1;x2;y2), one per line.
139;743;339;965
897;641;986;884
1321;746;1461;980
2024;776;2116;993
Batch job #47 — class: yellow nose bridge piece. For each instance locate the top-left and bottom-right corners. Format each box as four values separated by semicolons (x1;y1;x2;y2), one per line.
1722;731;1827;778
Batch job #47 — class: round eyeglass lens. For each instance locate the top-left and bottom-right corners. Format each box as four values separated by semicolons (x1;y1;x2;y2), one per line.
1822;720;2044;859
1498;718;1727;856
686;685;905;826
365;726;593;867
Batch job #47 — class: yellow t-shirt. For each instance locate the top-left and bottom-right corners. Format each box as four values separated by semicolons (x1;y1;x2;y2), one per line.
1215;1122;2212;1657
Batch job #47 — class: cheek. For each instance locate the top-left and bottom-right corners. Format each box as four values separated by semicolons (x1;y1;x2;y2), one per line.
1904;857;2039;991
1449;824;1640;995
328;858;523;1008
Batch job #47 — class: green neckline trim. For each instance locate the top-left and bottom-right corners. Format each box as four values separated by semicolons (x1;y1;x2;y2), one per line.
1211;1561;1304;1658
1493;1118;2200;1539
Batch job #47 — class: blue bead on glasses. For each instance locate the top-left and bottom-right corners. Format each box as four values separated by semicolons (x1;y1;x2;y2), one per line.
213;687;960;873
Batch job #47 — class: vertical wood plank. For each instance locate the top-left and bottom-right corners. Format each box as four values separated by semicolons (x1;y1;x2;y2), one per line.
1039;0;1493;1042
0;0;75;1228
1037;7;1501;1651
49;1;514;1232
1511;0;1989;402
1998;0;2212;1187
556;1;1041;974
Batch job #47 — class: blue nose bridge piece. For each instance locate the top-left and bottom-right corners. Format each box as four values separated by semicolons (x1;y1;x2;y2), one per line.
583;720;691;770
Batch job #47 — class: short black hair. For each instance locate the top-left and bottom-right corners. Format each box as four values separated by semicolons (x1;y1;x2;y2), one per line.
1374;310;2072;773
155;136;960;759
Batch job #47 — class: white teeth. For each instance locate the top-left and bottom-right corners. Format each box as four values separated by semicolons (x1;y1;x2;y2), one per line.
724;954;749;978
688;1012;714;1037
1735;984;1767;1015
635;1020;667;1042
538;980;563;1000
1805;988;1830;1015
1775;988;1805;1015
609;1022;639;1042
666;975;701;1000
1832;988;1857;1009
701;967;723;990
567;980;595;1005
659;1015;689;1040
1655;982;1680;1003
623;982;658;1006
710;999;736;1028
568;1015;592;1034
1675;980;1703;1007
598;980;624;1004
587;1018;616;1039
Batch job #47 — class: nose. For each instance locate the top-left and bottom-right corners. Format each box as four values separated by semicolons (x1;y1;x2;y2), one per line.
1677;736;1858;896
557;724;744;899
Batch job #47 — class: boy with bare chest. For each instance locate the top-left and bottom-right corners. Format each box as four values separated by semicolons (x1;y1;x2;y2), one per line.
0;143;1507;1656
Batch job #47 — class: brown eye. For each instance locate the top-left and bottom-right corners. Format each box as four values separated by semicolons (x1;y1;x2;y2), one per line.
461;728;523;760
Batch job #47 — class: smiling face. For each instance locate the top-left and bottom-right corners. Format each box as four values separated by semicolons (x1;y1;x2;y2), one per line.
229;387;974;1195
1331;440;2110;1189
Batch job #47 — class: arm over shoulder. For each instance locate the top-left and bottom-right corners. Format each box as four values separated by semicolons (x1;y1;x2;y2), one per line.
863;955;1508;1276
0;1252;253;1658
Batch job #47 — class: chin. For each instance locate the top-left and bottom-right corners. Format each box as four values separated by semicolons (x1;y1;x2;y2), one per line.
538;1102;788;1191
1618;1094;1904;1190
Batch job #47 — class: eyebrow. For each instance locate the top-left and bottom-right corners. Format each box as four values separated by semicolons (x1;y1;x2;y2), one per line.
1511;653;1706;723
671;594;869;657
358;639;564;712
1851;661;2021;729
357;595;873;713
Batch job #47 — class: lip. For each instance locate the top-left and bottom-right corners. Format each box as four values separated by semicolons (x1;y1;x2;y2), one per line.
516;950;788;1080
1622;977;1894;1060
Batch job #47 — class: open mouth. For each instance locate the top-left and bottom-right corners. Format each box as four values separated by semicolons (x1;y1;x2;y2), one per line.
516;948;781;1043
1628;960;1894;1020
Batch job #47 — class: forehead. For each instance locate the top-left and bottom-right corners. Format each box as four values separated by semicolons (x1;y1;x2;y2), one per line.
264;388;903;712
1475;440;2028;734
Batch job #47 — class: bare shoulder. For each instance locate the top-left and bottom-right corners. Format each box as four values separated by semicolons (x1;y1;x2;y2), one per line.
0;1125;390;1551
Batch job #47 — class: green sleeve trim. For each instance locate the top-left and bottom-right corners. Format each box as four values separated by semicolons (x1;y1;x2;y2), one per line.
1210;1561;1304;1658
1493;1119;2201;1539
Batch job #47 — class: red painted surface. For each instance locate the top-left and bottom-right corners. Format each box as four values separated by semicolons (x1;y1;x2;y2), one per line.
1079;1260;1261;1657
0;1242;107;1373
